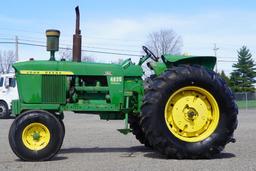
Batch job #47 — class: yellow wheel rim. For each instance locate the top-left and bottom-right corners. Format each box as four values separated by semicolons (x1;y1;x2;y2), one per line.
164;86;219;142
22;123;50;151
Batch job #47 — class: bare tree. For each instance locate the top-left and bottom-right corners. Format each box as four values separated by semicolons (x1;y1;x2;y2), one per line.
59;48;95;62
146;29;183;56
110;58;124;64
59;48;72;61
0;50;16;73
82;56;95;62
82;52;95;62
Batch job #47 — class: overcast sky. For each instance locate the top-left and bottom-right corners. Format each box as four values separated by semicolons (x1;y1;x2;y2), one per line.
0;0;256;74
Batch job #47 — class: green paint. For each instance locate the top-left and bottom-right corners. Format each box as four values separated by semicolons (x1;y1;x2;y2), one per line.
151;55;216;76
11;53;216;131
33;132;41;141
117;96;132;135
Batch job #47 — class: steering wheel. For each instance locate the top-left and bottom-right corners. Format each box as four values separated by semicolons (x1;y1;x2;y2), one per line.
142;46;158;62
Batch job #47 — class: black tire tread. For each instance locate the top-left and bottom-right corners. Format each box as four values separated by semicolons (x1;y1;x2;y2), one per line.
128;115;151;147
8;110;64;161
141;65;238;159
0;100;9;119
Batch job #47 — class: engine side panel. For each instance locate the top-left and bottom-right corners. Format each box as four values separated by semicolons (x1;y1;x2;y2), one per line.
12;60;144;117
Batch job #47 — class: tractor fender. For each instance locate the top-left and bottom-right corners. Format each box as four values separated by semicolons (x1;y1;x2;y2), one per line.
150;55;216;76
164;55;216;70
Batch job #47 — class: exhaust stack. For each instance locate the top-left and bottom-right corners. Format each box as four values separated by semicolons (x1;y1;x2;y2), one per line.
72;6;82;62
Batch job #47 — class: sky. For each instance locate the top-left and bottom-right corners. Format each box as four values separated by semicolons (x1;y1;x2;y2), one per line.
0;0;256;74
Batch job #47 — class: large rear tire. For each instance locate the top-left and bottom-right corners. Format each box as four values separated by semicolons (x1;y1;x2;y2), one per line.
141;65;238;158
144;75;156;91
9;110;64;161
128;115;151;147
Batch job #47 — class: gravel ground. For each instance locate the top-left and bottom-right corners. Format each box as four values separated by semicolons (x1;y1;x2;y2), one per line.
0;109;256;171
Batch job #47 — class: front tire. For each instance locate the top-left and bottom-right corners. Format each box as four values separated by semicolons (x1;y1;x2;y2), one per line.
0;101;9;119
141;65;238;158
59;119;65;147
9;110;64;161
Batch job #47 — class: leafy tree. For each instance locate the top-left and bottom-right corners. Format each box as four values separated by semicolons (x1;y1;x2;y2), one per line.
229;46;256;92
219;70;230;86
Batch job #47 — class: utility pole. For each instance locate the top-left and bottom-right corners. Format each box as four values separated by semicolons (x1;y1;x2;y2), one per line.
15;36;19;61
213;43;219;73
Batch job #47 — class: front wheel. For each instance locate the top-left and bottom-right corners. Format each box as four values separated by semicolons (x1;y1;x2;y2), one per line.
9;110;64;161
141;65;238;158
0;101;9;119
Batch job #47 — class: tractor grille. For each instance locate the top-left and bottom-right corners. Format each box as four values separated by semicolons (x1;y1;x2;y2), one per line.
42;75;66;104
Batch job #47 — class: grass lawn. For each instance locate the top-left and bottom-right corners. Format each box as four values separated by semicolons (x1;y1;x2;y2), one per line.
236;100;256;109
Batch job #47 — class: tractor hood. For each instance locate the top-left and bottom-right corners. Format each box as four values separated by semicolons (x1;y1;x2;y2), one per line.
13;60;143;77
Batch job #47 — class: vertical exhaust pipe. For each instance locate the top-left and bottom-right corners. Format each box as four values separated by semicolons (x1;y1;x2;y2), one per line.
72;6;82;62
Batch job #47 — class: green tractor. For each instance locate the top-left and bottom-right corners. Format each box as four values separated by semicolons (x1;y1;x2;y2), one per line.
8;7;238;161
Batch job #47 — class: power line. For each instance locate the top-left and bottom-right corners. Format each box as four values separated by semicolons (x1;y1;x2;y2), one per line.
1;33;143;48
0;41;15;44
18;42;46;48
0;41;142;57
0;37;15;40
0;35;143;54
20;39;141;53
0;41;241;60
218;60;237;63
85;46;140;53
0;40;244;62
19;38;46;44
58;46;141;57
81;49;141;57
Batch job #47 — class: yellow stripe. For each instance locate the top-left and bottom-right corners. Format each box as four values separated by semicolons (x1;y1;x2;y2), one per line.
20;70;74;75
46;31;60;36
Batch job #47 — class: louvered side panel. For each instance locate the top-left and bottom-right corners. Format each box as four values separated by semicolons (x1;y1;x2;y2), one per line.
42;75;66;104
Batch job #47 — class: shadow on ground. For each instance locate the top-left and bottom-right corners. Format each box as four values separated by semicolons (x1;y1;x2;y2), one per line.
59;146;235;160
15;156;68;162
60;146;152;154
144;152;235;160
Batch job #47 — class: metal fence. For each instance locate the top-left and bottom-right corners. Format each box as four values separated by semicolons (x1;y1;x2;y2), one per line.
234;92;256;109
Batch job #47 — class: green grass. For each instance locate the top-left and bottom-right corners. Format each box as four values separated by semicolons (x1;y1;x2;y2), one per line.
236;100;256;109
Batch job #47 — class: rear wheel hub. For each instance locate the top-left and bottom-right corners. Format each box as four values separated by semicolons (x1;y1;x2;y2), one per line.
164;86;220;142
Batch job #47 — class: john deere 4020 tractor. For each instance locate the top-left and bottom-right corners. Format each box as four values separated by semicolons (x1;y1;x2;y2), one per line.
8;7;238;161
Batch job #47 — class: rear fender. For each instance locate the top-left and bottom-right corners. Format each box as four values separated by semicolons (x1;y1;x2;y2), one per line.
150;55;216;76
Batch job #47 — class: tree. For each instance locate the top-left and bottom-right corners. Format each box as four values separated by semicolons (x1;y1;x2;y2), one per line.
111;58;124;64
229;46;256;92
59;48;95;62
0;50;16;73
219;70;230;86
59;48;72;61
82;55;95;62
146;29;183;56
